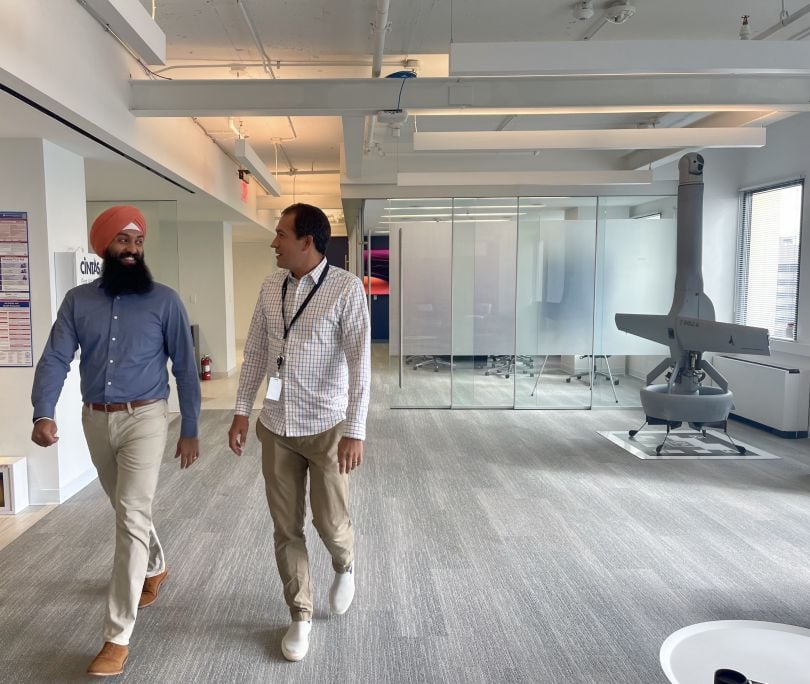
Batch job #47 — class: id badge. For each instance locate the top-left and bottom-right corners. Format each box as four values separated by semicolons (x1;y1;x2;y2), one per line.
265;376;283;401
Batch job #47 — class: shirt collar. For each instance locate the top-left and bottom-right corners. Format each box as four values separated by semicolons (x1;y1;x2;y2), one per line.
289;257;328;285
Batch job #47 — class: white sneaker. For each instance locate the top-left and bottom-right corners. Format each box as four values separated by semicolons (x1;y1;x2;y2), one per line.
329;564;355;615
281;620;311;662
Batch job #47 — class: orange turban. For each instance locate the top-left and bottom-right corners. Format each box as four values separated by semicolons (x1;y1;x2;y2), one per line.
89;206;147;256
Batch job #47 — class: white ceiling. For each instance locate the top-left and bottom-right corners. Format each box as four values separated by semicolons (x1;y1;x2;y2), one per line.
4;0;808;233
126;0;810;207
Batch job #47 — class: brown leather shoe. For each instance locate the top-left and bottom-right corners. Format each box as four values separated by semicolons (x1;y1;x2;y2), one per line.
87;642;128;677
139;568;169;608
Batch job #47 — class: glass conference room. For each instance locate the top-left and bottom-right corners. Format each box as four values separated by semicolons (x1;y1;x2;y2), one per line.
361;195;677;410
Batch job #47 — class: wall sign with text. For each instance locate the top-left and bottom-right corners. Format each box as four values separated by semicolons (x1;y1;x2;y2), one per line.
0;212;32;367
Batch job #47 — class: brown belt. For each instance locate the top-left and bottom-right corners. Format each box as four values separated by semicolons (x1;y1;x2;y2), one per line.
84;399;160;413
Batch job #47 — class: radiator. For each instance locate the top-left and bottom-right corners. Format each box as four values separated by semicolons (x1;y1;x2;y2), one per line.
714;355;810;436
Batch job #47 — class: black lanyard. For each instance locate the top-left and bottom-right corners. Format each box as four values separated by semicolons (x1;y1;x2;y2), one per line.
277;263;329;371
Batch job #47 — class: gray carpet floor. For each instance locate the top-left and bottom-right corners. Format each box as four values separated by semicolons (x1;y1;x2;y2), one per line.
1;371;810;683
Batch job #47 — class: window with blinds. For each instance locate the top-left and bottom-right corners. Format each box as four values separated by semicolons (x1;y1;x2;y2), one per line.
735;181;802;340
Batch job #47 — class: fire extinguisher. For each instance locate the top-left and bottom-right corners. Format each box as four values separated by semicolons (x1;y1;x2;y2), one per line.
200;354;212;381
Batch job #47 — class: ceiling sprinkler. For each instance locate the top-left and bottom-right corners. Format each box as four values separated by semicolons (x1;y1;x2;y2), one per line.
739;15;752;40
573;1;594;21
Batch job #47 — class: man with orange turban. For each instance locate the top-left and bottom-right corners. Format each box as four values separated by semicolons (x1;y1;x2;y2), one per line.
31;205;201;677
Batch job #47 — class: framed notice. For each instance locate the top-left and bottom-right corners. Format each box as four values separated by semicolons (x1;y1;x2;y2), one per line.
0;212;33;367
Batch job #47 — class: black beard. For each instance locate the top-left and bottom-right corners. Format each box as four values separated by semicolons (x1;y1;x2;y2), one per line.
100;253;154;296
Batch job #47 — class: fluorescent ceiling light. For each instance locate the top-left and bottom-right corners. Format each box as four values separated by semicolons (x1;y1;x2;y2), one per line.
82;0;166;64
235;139;281;196
379;219;514;224
449;40;810;77
397;171;653;187
384;204;525;211
414;128;765;151
383;213;527;218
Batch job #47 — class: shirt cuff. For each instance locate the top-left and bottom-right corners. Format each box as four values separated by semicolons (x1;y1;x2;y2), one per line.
180;418;198;439
233;400;254;416
342;420;366;441
33;403;55;423
33;416;54;424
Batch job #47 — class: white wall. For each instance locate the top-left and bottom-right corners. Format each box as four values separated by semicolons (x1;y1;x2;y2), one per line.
178;222;236;376
0;139;95;504
233;242;275;346
0;1;266;227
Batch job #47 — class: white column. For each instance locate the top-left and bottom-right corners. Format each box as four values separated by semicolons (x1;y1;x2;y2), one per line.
0;139;95;504
178;221;236;377
232;241;275;346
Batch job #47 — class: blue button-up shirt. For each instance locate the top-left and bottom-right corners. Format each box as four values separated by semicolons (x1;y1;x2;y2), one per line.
32;280;201;437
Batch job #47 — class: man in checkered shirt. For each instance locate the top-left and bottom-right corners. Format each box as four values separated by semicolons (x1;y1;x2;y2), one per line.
228;203;370;662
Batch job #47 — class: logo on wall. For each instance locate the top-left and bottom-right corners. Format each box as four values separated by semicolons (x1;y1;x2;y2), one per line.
79;258;102;276
74;250;104;286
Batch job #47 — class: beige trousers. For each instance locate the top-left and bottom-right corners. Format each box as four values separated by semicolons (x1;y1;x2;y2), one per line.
256;419;354;622
82;400;169;645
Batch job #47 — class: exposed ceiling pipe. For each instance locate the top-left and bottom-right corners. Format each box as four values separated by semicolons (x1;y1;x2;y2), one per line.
153;59;410;75
236;0;298;176
364;0;391;155
371;0;392;78
278;169;342;176
754;2;810;39
582;15;609;40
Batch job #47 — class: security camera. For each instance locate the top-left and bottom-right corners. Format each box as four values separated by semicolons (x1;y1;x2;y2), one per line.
573;1;594;21
606;0;636;24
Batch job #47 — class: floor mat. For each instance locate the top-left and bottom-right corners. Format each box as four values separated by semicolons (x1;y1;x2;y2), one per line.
598;429;780;460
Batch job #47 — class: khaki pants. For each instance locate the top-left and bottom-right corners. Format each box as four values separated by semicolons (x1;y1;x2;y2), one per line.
256;419;354;622
82;400;169;645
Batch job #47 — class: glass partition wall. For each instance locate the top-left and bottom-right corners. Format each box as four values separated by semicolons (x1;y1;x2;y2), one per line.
378;195;676;409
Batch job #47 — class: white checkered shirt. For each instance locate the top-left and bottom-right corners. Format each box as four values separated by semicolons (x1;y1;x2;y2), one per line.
235;259;371;439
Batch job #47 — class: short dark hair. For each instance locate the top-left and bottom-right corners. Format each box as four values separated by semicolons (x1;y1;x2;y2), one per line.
281;203;331;255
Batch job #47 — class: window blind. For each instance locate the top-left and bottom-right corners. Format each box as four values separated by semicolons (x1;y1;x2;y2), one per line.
735;181;802;340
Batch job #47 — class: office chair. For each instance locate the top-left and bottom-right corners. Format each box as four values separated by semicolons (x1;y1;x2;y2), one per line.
485;355;535;379
566;355;619;403
409;355;452;372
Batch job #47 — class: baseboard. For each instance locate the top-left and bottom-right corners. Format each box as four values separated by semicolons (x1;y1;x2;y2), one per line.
29;468;98;505
728;413;809;439
211;367;236;379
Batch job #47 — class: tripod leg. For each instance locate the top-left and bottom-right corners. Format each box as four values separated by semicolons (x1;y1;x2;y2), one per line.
722;424;747;455
602;356;619;403
655;424;671;455
530;355;548;397
629;420;647;439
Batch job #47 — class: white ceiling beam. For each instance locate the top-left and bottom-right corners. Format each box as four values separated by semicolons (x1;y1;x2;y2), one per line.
341;180;677;200
129;76;810;117
397;170;652;187
413;128;765;151
341;117;365;179
257;194;343;210
449;40;810;77
622;111;790;170
82;0;166;65
234;139;281;196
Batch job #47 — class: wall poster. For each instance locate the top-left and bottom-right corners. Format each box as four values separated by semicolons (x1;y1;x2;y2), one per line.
0;212;33;367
